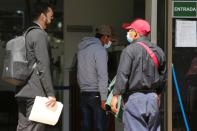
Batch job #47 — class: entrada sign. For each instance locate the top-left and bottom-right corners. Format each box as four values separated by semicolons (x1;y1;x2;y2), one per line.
173;1;197;18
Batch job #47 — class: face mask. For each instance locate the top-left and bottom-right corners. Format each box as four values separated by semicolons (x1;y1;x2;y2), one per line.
104;41;112;48
126;32;133;43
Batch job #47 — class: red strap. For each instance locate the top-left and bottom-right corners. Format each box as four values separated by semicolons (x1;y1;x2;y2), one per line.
137;42;159;68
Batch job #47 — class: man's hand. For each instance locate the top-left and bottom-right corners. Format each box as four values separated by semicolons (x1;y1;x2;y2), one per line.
46;96;56;107
101;100;106;110
110;95;119;113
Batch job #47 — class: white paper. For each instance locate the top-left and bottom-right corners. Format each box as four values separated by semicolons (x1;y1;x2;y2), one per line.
175;20;197;47
29;96;63;126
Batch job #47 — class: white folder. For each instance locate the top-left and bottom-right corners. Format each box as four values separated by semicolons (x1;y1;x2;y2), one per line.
29;96;63;125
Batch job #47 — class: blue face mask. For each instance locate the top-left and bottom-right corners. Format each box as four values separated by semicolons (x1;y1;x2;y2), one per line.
126;32;133;43
104;41;112;48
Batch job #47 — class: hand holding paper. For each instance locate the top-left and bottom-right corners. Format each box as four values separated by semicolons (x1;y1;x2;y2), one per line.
110;95;119;113
29;96;63;126
46;96;56;107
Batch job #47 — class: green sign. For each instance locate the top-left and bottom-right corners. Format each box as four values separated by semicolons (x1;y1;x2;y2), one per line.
173;1;197;18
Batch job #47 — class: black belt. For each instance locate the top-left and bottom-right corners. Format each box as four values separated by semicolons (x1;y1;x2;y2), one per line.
126;89;156;96
122;89;156;103
81;91;100;96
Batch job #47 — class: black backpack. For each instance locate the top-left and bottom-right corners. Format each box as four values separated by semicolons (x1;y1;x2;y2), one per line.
2;26;39;86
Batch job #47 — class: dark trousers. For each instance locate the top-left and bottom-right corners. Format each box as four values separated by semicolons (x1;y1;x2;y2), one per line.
16;98;45;131
80;92;107;131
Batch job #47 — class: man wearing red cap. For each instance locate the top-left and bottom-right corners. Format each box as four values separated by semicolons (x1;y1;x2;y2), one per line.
110;18;166;131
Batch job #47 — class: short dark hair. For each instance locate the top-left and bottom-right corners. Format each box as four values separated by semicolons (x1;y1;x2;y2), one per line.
32;2;53;20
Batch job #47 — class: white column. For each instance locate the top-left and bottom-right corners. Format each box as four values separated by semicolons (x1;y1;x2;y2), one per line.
145;0;157;44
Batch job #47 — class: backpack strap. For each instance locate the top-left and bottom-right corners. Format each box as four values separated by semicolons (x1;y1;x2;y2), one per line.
24;26;41;36
137;42;159;69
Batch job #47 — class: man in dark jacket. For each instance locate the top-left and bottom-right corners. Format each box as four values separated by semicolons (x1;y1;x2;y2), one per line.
15;2;56;131
77;25;112;131
110;18;166;131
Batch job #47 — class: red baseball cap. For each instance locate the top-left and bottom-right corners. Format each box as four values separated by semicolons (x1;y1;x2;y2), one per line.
122;18;151;36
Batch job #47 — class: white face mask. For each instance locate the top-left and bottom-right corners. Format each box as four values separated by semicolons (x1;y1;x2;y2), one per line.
104;41;112;48
126;32;134;43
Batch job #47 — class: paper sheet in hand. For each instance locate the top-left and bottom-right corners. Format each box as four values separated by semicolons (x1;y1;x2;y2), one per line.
29;96;63;125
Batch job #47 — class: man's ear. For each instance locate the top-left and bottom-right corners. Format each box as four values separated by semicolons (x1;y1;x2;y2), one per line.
100;35;105;44
104;35;109;40
41;13;47;20
133;32;140;39
101;35;107;41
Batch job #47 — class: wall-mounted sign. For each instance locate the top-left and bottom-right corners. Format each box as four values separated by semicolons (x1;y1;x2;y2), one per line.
175;20;197;47
173;1;197;18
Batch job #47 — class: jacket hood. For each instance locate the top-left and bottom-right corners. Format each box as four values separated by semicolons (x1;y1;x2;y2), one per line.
78;37;101;50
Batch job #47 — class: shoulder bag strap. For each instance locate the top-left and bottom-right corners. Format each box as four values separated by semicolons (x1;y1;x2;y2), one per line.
137;42;159;69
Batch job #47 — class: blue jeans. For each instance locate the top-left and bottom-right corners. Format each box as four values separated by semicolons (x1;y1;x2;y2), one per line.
80;92;107;131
